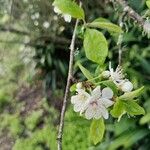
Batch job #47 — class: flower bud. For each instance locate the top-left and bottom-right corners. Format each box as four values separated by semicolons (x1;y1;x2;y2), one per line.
121;81;133;92
54;6;62;14
63;14;71;22
102;71;110;78
76;82;82;89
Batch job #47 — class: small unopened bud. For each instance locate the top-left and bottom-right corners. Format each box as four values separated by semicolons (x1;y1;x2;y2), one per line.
102;71;110;78
76;82;82;89
63;14;71;22
53;6;61;14
121;81;133;92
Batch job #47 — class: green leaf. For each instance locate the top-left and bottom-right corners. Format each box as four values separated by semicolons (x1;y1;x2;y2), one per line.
108;129;149;150
70;83;77;92
111;99;145;118
77;62;93;80
53;0;85;19
100;80;118;95
87;20;123;33
123;100;145;116
90;118;105;145
146;0;150;8
118;86;145;101
93;17;110;23
140;113;150;125
110;99;125;118
84;28;108;65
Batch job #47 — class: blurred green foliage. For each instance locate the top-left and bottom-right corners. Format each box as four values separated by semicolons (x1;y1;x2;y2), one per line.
0;0;150;150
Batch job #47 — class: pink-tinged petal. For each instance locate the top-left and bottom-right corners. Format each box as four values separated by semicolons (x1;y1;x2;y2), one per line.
91;86;101;99
85;106;94;120
100;106;109;119
74;103;81;112
80;100;90;115
94;108;102;119
101;98;114;108
102;87;113;99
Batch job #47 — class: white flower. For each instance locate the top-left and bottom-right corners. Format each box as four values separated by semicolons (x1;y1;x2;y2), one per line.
143;20;150;38
108;62;133;92
71;88;90;113
53;6;71;22
102;70;110;78
83;86;114;120
120;81;133;92
109;62;124;85
109;63;133;92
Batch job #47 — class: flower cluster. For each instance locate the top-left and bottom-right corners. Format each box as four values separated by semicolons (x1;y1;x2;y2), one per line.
102;62;133;93
71;83;114;120
71;64;135;120
53;6;71;22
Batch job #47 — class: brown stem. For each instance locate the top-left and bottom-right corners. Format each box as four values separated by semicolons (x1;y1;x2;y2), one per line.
114;0;145;27
57;11;80;150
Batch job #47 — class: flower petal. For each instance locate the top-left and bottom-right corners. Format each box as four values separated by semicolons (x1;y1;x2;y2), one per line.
74;103;82;112
121;81;133;92
80;99;90;115
102;87;113;99
77;89;90;98
94;108;102;119
100;106;109;119
85;106;94;120
91;86;101;100
101;98;114;108
71;95;78;104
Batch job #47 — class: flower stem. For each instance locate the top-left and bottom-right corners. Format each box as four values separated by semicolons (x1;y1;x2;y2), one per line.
57;3;81;150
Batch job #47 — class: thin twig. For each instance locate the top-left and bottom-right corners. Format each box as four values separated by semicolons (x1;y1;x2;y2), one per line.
117;12;126;65
109;0;150;62
57;9;80;150
113;0;149;27
115;0;143;26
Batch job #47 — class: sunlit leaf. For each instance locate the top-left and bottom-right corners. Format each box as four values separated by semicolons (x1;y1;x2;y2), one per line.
70;83;77;92
118;86;145;101
53;0;85;19
93;17;110;23
110;99;125;118
146;0;150;8
77;62;93;80
90;118;105;145
140;113;150;125
123;100;145;116
84;28;108;65
87;20;123;33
